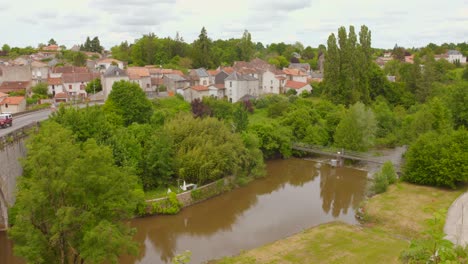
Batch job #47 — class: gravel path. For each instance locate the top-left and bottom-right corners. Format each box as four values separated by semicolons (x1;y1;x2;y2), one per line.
444;192;468;246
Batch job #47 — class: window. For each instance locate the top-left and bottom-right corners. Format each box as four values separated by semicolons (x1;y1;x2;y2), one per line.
230;81;232;87
203;80;207;85
271;80;273;85
147;83;150;88
69;85;72;90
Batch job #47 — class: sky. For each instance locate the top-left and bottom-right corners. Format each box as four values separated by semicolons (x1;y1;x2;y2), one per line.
1;0;467;50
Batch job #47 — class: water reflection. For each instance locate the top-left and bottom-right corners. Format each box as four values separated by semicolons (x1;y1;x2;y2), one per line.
122;158;367;263
1;158;368;264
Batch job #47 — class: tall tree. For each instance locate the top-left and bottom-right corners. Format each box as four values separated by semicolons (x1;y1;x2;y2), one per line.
192;27;212;68
9;122;143;263
323;25;373;105
239;30;254;61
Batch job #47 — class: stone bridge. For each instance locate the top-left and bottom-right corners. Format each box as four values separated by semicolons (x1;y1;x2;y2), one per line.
0;123;39;230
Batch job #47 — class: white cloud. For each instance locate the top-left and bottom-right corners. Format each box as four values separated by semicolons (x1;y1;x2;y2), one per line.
0;0;466;49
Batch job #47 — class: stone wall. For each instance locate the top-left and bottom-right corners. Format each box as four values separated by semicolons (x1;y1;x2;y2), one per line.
0;123;37;230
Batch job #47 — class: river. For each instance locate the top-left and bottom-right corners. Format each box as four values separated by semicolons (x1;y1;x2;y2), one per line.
0;158;368;264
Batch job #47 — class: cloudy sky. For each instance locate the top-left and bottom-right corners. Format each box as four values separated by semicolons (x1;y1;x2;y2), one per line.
1;0;467;50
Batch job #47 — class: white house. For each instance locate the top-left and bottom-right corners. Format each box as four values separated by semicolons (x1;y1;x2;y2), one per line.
47;76;64;96
96;58;124;71
31;61;49;86
260;70;286;95
447;50;467;64
102;66;129;99
208;84;225;99
283;68;308;83
189;68;210;86
126;67;151;93
284;80;313;94
224;71;259;103
183;85;210;102
0;96;26;113
62;72;99;99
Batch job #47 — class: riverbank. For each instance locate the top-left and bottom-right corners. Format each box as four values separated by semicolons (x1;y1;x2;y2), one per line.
213;183;464;263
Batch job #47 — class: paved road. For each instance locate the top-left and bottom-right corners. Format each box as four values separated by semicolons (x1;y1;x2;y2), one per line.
0;109;52;137
444;192;468;246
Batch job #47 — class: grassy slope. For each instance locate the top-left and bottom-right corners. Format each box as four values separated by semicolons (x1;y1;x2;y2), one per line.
213;183;465;264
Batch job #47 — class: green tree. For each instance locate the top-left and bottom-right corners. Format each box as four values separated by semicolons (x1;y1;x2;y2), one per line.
142;131;175;189
104;80;153;126
249;121;293;158
232;104;248;132
1;44;10;53
462;64;468;81
334;102;377;151
9;122;143;264
31;83;49;97
85;78;102;94
72;51;86;66
192;27;212;68
323;25;373;105
403;129;468;188
239;30;254;61
48;38;57;45
446;82;468;128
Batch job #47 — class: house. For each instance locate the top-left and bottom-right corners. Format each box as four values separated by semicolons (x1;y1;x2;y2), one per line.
0;65;33;84
96;58;124;71
183;85;210;102
31;61;49;85
446;50;467;64
189;68;210;86
0;96;26;113
53;66;89;74
0;81;31;94
62;72;99;99
224;71;259;103
284;80;312;94
309;71;324;82
208;84;225;99
164;74;189;94
54;92;70;103
47;77;64;96
42;45;61;52
214;69;231;85
283;68;308;83
126;67;151;92
260;69;286;95
288;63;311;73
207;70;219;85
101;66;129;99
405;54;414;64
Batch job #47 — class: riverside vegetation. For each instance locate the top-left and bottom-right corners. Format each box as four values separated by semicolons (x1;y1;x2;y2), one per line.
6;25;468;263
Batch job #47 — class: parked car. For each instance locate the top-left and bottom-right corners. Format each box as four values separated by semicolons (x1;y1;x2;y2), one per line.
0;113;13;128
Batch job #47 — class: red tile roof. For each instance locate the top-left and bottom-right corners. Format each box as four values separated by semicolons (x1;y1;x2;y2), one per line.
191;85;209;91
285;80;308;89
0;81;30;93
214;83;225;89
0;92;8;97
207;70;220;76
222;67;235;74
126;67;150;78
53;66;89;74
0;96;25;105
62;72;99;83
151;78;164;86
54;92;69;99
47;77;63;85
283;68;307;76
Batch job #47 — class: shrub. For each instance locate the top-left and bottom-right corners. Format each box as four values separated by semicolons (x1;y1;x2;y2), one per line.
381;161;397;184
372;171;389;194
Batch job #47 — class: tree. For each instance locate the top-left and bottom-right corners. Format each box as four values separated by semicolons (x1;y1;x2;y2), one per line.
104;80;153;126
403;129;468;188
462;64;468;81
72;51;86;66
9;122;143;263
48;38;57;46
323;25;373;105
31;83;49;97
85;78;102;94
232;104;248;132
239;30;254;61
192;27;212;68
334;102;377;151
1;44;10;53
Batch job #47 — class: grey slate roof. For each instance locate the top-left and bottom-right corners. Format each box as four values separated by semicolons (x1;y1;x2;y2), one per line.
165;74;186;81
447;50;462;55
103;65;127;77
225;71;258;81
194;68;209;78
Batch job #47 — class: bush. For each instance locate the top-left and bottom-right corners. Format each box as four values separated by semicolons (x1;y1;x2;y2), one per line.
149;192;182;215
372;171;389;194
381;161;397;184
403;129;468;189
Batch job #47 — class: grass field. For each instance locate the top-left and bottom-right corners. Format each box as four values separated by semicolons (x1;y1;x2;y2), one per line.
213;183;465;264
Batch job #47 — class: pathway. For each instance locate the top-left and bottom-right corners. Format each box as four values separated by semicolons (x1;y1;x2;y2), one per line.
444;192;468;246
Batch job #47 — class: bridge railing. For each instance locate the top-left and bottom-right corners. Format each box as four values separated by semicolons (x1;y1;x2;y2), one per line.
292;143;382;161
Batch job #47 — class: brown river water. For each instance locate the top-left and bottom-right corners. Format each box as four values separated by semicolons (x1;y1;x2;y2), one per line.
0;158;368;264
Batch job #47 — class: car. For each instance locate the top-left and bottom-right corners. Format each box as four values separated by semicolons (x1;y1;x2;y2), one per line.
0;113;13;128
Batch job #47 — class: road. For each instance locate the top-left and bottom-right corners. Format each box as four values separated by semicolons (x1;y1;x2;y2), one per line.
0;102;103;137
0;109;52;137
